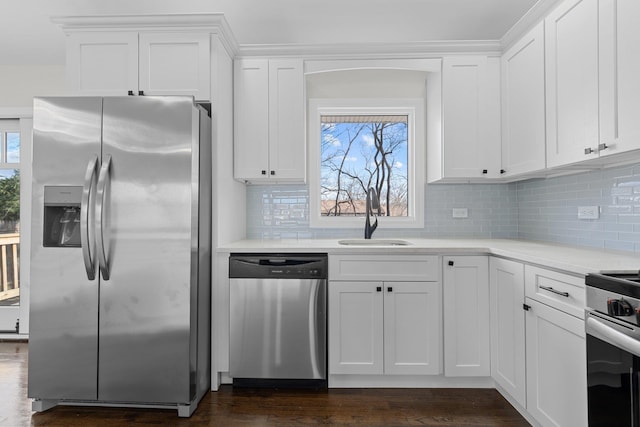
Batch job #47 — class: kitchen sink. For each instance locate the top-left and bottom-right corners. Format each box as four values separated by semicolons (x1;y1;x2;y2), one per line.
338;239;411;246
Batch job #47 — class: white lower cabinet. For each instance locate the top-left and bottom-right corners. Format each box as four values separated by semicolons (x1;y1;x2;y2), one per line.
489;257;526;408
525;297;587;427
326;253;588;426
489;258;588;427
328;281;384;375
328;280;441;376
443;256;490;376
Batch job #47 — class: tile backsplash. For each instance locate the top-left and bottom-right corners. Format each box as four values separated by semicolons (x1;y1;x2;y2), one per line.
246;183;518;240
517;163;640;253
246;163;640;254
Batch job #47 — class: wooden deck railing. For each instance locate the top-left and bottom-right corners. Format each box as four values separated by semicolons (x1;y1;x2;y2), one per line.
0;233;19;303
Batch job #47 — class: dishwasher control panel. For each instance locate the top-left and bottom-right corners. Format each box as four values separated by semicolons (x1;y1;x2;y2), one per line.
229;253;328;279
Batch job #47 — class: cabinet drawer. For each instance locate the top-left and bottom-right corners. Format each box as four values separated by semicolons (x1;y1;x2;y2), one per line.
525;265;585;318
329;255;439;282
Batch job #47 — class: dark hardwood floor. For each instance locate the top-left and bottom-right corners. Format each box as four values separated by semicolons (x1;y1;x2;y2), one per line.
1;342;530;426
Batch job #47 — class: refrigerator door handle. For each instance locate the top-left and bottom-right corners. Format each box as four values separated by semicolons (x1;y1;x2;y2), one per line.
81;156;99;280
96;154;112;281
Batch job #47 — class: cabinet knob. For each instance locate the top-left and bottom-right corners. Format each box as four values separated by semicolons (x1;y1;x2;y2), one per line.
138;90;145;96
482;169;488;174
376;286;382;292
584;147;594;155
387;286;393;292
270;170;275;176
523;303;531;311
261;170;267;175
598;143;608;151
500;169;506;174
448;260;454;266
128;90;134;96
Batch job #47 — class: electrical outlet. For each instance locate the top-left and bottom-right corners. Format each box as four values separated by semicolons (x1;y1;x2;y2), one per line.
452;208;468;218
578;206;599;220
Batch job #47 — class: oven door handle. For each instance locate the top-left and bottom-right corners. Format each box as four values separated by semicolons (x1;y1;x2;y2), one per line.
586;312;640;357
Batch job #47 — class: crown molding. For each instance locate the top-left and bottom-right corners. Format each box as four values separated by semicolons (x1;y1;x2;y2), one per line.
501;0;563;50
51;13;239;57
237;40;503;59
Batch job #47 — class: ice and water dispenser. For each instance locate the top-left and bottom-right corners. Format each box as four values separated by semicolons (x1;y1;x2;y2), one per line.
43;186;82;247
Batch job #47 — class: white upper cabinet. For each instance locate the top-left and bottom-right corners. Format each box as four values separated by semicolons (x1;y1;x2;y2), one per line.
234;59;270;181
138;33;211;98
436;56;501;181
234;58;305;183
66;32;139;96
545;0;600;168
598;0;640;157
501;22;546;176
66;31;211;100
545;0;640;167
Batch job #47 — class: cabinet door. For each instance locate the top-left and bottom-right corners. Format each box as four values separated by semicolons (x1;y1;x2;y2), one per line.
328;281;384;375
546;0;600;167
383;282;441;375
526;298;587;427
442;57;501;179
489;258;526;408
443;256;490;376
268;59;305;181
66;32;138;96
599;0;640;156
234;58;270;180
138;32;211;100
501;22;546;176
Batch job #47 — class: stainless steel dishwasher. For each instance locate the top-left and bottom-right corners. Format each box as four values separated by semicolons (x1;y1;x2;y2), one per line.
229;253;327;387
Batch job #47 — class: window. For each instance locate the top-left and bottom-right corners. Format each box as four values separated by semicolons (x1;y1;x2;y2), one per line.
321;115;408;217
309;99;425;228
0;119;20;309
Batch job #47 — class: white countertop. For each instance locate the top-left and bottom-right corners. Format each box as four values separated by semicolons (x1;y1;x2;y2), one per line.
218;238;640;276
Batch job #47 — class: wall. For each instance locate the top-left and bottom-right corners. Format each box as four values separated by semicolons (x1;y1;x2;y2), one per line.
246;162;640;254
0;66;65;108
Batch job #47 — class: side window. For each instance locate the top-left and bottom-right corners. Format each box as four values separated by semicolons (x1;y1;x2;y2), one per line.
0;119;21;307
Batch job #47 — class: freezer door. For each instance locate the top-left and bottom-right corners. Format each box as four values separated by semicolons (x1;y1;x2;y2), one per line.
98;96;199;403
29;97;103;400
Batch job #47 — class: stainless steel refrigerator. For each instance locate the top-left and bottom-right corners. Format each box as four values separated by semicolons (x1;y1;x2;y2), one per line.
28;96;211;417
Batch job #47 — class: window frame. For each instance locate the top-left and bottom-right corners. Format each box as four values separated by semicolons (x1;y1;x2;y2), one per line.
308;98;425;229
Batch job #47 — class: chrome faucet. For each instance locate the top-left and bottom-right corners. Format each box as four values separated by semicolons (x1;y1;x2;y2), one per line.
364;187;381;239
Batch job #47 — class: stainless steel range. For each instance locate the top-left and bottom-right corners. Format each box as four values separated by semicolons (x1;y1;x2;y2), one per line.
585;272;640;427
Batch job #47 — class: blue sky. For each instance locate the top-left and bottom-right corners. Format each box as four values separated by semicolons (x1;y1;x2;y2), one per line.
5;132;20;163
321;121;408;186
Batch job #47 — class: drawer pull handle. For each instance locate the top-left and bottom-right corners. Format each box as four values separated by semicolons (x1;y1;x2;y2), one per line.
540;285;569;298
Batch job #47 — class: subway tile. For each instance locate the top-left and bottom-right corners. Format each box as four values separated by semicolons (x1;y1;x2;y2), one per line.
245;162;640;253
